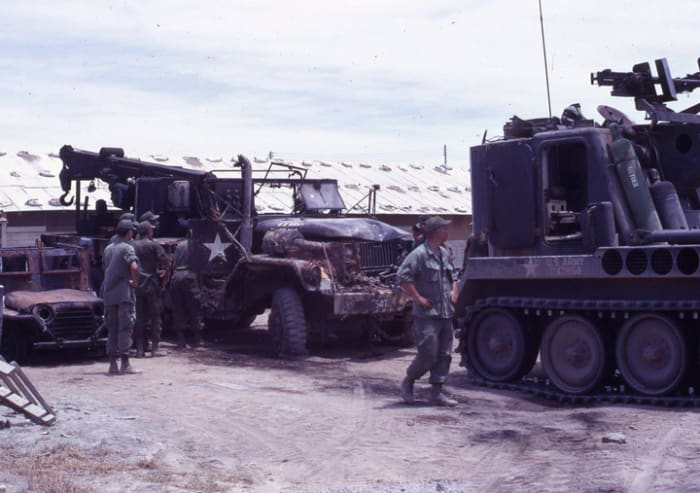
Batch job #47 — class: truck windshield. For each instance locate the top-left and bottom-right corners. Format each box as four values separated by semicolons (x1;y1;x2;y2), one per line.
296;182;345;213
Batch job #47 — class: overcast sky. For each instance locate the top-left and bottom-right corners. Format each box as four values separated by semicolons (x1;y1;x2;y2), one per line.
1;1;698;166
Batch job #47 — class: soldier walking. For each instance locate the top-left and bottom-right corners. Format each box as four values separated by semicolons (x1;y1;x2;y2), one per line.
133;219;170;357
102;219;141;375
398;216;459;406
170;230;203;349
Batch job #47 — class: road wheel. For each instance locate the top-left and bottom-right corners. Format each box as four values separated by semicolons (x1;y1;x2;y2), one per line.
616;313;687;396
269;288;308;356
541;315;607;394
466;308;532;382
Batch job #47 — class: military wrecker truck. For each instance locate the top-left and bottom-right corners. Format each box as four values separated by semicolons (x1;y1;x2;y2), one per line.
50;147;413;355
457;57;700;403
0;245;105;363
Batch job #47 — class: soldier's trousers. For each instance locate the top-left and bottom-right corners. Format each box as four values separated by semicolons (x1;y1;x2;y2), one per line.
135;289;163;349
106;302;135;357
170;271;202;343
406;317;453;385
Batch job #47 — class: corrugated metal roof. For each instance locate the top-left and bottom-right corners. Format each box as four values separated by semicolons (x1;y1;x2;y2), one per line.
0;150;471;215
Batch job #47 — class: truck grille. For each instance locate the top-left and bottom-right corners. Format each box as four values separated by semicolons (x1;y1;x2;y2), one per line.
357;241;405;273
50;307;98;340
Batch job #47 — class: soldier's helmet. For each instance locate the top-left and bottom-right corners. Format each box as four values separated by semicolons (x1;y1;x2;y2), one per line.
137;221;154;236
139;211;160;224
561;103;584;126
115;219;133;235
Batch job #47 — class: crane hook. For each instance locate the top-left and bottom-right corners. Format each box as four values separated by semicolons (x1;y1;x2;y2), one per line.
59;190;74;206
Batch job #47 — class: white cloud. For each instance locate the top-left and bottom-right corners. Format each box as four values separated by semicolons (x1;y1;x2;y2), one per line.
0;1;699;165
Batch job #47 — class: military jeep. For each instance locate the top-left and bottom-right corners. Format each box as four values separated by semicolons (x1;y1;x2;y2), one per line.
0;245;105;362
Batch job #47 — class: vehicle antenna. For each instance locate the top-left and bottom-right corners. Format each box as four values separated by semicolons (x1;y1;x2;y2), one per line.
538;0;552;118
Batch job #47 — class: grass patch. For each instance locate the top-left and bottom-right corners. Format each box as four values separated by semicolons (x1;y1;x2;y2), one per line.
1;442;126;493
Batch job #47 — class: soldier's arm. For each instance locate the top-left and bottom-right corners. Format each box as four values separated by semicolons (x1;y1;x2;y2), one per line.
128;260;139;287
397;250;432;309
123;245;140;287
400;282;432;309
156;244;171;280
443;246;459;304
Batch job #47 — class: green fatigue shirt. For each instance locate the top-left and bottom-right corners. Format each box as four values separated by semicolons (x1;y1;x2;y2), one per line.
173;240;191;271
102;239;138;305
133;237;169;293
133;238;169;275
397;242;456;319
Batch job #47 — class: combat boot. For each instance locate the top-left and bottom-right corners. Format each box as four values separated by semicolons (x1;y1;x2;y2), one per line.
430;384;458;407
400;377;415;404
107;356;120;376
120;355;142;375
136;344;145;358
151;330;161;356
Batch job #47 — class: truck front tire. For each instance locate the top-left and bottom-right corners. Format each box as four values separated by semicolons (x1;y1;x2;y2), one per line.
269;288;308;357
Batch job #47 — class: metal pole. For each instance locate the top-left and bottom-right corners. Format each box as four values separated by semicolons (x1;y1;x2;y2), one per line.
0;211;7;248
538;0;553;118
443;144;447;165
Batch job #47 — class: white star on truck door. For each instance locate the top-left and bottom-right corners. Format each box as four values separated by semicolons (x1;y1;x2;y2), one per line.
204;233;231;262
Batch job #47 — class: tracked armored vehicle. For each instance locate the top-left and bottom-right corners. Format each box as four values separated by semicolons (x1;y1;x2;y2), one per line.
457;57;700;401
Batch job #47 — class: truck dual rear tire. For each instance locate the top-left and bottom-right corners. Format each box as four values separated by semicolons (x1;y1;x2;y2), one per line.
269;288;308;356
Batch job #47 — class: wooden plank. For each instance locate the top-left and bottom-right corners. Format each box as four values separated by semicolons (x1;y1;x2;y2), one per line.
0;360;15;374
12;365;53;413
0;362;55;426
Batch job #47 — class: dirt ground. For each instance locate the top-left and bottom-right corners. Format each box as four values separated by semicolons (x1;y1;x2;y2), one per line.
3;314;700;493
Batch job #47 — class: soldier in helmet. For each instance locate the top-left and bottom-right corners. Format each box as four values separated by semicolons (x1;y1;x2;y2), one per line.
411;214;430;249
133;220;170;357
170;229;203;349
102;219;141;375
139;211;160;230
561;103;584;127
397;216;459;406
110;212;137;244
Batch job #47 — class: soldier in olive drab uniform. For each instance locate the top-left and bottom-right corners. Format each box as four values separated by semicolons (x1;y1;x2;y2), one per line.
109;212;137;245
139;211;160;230
102;219;141;375
398;216;459;406
170;231;203;349
133;220;170;357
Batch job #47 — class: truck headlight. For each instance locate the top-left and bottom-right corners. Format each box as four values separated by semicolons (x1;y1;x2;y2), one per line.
32;304;55;324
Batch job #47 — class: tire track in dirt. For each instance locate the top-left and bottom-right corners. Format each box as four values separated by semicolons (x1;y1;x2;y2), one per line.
200;366;379;490
628;425;682;493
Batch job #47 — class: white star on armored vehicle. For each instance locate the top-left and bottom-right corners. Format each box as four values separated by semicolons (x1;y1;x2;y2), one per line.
204;232;231;262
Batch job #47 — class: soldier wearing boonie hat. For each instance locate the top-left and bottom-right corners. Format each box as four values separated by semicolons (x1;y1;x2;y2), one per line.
397;216;459;406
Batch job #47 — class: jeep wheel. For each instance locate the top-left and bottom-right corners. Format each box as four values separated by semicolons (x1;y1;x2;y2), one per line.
269;288;307;356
